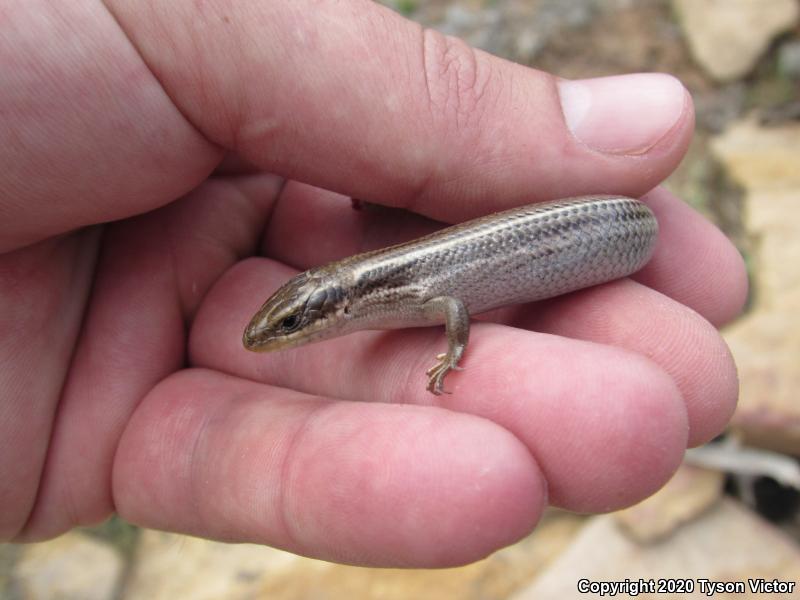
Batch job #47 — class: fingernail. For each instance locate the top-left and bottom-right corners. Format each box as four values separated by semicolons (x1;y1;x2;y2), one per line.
558;73;688;155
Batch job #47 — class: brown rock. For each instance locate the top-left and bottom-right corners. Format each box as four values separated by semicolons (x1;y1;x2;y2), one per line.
124;511;585;600
674;0;799;81
258;510;584;600
10;532;123;600
512;499;800;599
711;119;800;192
712;120;800;454
124;531;302;600
614;464;725;543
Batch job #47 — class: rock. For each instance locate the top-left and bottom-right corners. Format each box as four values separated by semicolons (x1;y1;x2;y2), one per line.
10;532;123;600
712;119;800;454
673;0;800;81
125;511;585;600
258;510;584;600
512;499;800;599
725;309;800;455
685;441;800;490
614;464;725;543
712;118;800;191
124;531;302;600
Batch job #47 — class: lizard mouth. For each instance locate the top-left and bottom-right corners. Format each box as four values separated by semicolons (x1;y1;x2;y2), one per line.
242;314;279;351
242;324;267;351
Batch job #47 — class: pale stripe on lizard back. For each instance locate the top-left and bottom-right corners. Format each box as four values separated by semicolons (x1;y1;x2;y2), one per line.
343;195;658;321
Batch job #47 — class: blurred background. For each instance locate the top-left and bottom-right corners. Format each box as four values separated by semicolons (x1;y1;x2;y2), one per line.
2;0;799;598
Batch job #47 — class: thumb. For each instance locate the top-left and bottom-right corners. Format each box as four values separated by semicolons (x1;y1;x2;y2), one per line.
108;0;692;220
1;0;693;252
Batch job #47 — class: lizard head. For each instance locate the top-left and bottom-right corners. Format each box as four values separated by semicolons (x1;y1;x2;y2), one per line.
242;270;350;352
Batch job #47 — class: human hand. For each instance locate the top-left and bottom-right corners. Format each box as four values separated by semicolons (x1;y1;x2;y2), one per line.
1;1;746;567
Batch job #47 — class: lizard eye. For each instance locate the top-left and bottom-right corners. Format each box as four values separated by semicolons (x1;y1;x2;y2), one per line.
280;314;301;333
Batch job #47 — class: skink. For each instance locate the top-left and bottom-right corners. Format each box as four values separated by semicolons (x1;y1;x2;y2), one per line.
243;195;658;394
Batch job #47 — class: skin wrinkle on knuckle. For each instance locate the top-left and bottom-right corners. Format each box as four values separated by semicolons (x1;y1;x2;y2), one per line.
184;402;215;525
273;401;333;552
420;27;495;142
407;28;498;209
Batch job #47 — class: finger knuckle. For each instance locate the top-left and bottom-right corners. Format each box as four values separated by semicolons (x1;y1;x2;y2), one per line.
420;28;497;137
